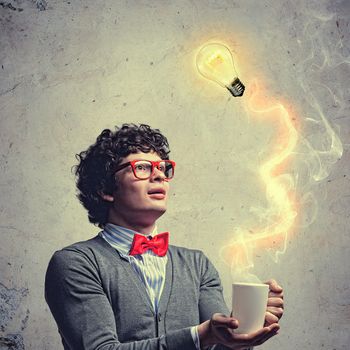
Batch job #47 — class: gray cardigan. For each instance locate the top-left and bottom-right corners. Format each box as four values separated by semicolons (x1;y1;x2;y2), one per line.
45;235;230;350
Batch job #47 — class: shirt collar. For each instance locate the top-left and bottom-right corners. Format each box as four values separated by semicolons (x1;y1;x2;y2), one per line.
100;223;158;256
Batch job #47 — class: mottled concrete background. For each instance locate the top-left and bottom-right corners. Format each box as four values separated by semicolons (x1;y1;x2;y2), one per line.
1;0;349;349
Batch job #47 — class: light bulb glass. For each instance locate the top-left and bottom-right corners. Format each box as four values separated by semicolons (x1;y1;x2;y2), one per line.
196;43;245;97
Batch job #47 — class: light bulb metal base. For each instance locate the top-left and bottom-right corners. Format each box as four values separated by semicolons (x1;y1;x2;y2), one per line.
227;78;245;97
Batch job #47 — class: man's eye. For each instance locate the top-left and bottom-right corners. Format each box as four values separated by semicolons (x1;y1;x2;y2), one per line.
135;163;151;171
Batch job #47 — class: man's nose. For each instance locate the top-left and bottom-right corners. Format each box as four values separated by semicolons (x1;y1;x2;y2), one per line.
151;166;166;181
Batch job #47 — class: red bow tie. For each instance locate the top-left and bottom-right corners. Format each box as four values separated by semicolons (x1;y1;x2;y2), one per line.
129;232;169;257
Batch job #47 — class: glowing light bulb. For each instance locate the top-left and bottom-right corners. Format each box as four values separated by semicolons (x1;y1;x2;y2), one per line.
196;43;245;97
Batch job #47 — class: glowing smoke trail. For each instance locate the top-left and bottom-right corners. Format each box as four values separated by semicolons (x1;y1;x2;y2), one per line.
220;83;299;280
220;9;345;281
194;6;346;282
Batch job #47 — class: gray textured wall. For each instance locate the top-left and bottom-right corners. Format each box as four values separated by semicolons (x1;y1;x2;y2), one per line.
1;0;349;349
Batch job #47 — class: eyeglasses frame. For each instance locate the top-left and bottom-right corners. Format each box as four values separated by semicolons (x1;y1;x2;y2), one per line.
114;159;176;180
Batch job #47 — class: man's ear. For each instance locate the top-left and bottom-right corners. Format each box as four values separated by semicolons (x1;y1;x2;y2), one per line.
98;191;115;202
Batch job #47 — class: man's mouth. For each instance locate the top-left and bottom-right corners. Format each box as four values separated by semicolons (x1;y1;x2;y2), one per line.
148;188;166;199
148;188;166;195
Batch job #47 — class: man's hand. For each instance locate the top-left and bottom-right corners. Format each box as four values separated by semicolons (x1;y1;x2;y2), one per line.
264;279;284;326
197;313;279;350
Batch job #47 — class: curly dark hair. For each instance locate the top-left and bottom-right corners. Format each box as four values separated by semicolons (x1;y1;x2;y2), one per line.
73;123;171;228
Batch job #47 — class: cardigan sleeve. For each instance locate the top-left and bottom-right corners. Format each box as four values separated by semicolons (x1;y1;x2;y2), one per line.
45;249;197;350
198;252;230;322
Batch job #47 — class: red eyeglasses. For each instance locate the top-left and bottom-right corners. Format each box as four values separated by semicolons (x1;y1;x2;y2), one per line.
114;159;176;180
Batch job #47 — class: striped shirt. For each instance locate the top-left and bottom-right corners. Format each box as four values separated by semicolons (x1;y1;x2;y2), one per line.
100;223;201;349
100;223;167;313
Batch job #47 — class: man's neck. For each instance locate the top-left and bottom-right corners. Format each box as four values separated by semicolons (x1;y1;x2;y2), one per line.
108;211;163;234
107;214;156;235
108;221;155;235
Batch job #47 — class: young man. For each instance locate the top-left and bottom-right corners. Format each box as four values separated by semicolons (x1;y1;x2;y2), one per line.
45;123;284;350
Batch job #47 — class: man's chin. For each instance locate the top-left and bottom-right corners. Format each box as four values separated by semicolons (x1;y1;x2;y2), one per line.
146;205;167;217
146;198;167;210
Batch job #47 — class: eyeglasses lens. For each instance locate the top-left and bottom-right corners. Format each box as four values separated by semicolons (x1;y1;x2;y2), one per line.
134;161;152;179
161;161;174;179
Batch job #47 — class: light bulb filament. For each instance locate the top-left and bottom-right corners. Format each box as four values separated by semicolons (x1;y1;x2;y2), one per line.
207;53;224;68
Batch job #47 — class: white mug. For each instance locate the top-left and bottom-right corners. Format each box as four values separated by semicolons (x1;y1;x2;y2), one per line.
232;282;269;334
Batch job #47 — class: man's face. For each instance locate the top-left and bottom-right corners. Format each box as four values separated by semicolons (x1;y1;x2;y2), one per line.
111;151;170;221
